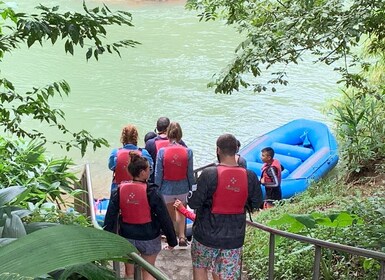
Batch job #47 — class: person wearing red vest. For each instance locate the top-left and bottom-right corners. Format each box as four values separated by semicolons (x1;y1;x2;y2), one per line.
155;122;194;247
145;117;187;183
188;134;262;280
108;124;153;191
104;152;177;280
261;146;282;209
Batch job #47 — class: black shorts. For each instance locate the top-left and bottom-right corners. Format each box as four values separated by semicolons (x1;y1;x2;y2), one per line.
265;186;282;201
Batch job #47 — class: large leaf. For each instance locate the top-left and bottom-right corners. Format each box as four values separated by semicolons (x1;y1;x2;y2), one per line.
24;222;58;234
56;263;116;280
0;186;26;206
0;225;138;277
0;238;17;247
2;213;27;238
0;273;33;280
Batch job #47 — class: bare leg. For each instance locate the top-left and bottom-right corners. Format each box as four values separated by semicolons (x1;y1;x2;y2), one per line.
141;254;158;280
166;202;178;235
193;267;209;280
124;263;134;279
176;210;186;239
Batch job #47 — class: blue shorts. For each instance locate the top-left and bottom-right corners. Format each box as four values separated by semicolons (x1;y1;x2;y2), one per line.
127;235;161;256
191;238;242;279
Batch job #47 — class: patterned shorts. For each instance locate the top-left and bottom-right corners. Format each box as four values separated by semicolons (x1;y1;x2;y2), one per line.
127;235;161;256
191;238;242;280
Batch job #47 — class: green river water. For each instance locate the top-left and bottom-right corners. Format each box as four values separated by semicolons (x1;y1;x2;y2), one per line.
2;0;340;197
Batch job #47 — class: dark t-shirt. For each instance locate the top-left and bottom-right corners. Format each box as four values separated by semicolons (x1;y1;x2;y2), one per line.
103;182;177;247
188;165;262;249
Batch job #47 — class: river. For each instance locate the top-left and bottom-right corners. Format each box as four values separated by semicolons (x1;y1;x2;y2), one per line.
2;0;340;197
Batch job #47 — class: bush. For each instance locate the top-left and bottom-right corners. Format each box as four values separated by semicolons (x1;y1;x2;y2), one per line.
243;183;385;279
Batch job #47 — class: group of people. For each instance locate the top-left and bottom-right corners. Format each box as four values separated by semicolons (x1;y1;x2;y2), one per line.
103;117;283;280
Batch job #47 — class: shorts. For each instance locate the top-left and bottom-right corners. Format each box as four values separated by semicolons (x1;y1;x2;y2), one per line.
162;193;188;204
265;186;282;201
127;235;161;256
191;238;242;280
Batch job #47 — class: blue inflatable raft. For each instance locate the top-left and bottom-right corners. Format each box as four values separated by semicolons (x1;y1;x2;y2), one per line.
239;118;339;199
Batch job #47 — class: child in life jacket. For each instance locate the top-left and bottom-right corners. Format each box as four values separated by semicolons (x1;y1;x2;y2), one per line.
261;147;282;209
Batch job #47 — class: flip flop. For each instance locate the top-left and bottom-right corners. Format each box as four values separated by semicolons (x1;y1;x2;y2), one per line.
163;245;174;250
178;237;188;247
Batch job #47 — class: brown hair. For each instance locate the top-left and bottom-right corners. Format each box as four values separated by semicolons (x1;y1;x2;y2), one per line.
120;124;138;146
217;134;237;156
128;151;149;178
156;117;170;134
167;122;183;142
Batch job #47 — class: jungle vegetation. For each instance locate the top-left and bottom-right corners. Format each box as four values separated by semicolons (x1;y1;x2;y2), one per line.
0;0;385;278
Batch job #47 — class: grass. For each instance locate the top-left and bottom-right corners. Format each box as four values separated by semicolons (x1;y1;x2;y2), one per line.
243;167;385;279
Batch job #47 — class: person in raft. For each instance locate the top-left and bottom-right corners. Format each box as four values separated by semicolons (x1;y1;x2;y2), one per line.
260;146;282;209
155;122;195;247
103;152;177;280
188;133;262;280
108;124;153;191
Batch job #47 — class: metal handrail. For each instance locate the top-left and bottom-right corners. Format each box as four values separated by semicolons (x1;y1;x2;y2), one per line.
77;163;169;280
246;220;385;280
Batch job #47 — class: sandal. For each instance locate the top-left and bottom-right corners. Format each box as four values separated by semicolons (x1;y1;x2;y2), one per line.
163;245;174;250
178;237;188;247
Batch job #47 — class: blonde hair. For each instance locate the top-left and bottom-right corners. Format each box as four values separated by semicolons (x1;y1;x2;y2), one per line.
167;122;183;142
120;124;138;146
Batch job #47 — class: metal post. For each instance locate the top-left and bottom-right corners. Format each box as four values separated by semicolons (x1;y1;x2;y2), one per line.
268;233;275;280
113;261;121;278
134;264;142;280
312;245;321;280
379;260;385;280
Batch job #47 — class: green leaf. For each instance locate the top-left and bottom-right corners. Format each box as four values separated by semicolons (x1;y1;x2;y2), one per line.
0;273;33;280
0;225;138;277
2;213;27;238
57;263;116;280
290;214;316;229
0;186;26;206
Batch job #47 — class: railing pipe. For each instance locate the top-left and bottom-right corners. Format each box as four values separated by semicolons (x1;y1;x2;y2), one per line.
247;221;385;279
380;260;384;280
84;163;102;230
129;252;169;280
82;163;170;280
247;221;385;260
312;245;321;280
268;233;275;280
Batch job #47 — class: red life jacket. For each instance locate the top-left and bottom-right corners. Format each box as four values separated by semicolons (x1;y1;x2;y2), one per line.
163;145;189;181
211;165;248;214
262;159;282;186
114;149;142;184
119;182;152;224
155;138;169;152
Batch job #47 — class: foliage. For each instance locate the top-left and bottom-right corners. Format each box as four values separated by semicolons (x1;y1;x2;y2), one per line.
331;90;385;180
0;186;134;279
0;225;137;279
0;136;81;208
186;0;385;180
24;203;90;227
185;0;385;94
0;1;140;156
243;181;385;279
